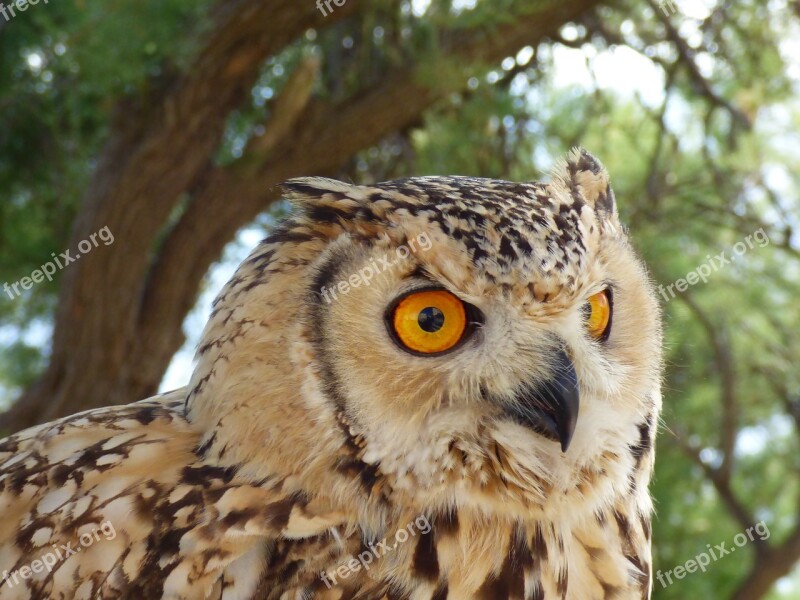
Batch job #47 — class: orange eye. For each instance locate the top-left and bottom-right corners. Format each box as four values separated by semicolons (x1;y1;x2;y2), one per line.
389;289;469;355
584;289;612;340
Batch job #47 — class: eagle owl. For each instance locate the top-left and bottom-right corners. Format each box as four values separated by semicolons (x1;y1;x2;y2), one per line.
0;149;662;599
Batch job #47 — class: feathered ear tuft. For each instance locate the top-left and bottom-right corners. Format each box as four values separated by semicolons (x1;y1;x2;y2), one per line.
281;177;382;232
550;148;618;222
281;177;359;209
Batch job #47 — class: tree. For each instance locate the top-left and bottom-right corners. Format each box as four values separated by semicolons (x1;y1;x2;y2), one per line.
1;0;798;597
0;0;600;428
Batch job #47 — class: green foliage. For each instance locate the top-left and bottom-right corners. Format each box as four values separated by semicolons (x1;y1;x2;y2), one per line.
1;0;799;595
0;0;214;401
0;338;45;392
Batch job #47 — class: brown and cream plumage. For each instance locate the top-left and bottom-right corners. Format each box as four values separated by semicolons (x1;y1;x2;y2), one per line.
0;149;662;599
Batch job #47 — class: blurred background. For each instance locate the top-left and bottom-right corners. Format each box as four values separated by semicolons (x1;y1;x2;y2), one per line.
0;0;798;597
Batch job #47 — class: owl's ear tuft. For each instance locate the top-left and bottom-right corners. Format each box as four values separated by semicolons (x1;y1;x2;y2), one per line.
551;148;618;222
282;177;359;209
282;178;392;235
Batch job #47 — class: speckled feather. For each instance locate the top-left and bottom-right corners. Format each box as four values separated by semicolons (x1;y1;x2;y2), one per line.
0;149;662;599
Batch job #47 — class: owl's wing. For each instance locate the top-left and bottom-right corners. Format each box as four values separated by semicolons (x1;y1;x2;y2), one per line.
0;391;345;600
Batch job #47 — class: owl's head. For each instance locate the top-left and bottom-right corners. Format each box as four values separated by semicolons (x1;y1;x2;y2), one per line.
188;149;662;522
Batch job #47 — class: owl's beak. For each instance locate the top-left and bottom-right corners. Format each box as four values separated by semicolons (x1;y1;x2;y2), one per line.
506;349;580;453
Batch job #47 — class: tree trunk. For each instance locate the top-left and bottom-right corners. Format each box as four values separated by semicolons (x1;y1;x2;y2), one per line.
729;531;800;600
0;0;600;434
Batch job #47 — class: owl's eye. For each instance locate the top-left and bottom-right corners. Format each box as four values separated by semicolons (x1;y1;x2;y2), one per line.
387;289;471;355
584;289;612;341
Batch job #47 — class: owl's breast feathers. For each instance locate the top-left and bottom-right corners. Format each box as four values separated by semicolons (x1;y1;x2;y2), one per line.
0;390;651;599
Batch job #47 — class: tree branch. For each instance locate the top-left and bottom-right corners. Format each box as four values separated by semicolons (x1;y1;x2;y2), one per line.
0;0;361;432
670;428;758;537
645;0;751;129
671;293;800;599
138;0;602;351
679;293;738;483
730;527;800;600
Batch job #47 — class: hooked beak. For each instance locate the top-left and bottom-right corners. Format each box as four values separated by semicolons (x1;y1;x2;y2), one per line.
505;349;580;452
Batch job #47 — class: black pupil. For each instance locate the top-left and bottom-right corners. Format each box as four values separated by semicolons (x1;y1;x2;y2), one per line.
418;307;445;333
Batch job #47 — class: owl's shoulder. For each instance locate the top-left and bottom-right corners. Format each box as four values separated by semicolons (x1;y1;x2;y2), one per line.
0;391;344;598
0;389;196;499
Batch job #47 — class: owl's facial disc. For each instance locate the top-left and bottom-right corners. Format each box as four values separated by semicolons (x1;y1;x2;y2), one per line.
496;289;612;451
504;348;580;452
495;288;611;451
384;283;599;453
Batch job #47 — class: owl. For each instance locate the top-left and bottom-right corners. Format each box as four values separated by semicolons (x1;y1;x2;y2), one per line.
0;149;662;599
